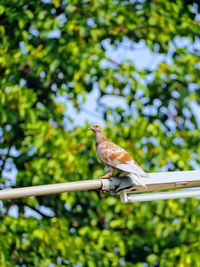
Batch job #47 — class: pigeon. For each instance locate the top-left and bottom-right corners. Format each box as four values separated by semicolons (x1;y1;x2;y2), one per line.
89;124;148;187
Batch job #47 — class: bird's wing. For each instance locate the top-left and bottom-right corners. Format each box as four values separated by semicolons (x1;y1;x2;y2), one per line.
97;141;148;177
116;162;148;177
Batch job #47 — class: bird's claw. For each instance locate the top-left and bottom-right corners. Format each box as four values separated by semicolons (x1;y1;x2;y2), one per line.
99;172;113;180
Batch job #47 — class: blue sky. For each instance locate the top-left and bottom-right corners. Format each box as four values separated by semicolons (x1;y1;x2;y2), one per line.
60;37;200;129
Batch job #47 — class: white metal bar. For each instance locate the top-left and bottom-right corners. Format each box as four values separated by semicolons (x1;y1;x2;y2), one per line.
146;170;200;184
123;170;200;193
0;180;103;200
121;188;200;203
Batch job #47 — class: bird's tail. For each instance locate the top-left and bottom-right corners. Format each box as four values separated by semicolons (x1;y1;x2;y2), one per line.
128;173;147;188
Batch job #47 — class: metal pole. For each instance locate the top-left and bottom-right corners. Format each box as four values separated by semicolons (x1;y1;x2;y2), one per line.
0;170;200;201
0;179;103;200
123;188;200;203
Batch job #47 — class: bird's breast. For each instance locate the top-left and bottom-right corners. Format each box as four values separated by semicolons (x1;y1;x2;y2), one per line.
97;142;111;163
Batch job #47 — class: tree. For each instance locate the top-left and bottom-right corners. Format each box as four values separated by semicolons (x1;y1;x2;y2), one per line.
0;0;200;266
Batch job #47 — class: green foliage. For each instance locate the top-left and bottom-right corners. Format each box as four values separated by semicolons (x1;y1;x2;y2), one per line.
0;0;200;266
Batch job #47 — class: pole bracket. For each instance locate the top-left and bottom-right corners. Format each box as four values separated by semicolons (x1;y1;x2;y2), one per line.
106;170;200;203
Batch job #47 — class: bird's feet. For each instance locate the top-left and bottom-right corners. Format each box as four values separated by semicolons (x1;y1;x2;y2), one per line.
99;171;113;180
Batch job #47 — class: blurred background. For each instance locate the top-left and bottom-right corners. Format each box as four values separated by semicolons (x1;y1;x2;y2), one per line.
0;0;200;266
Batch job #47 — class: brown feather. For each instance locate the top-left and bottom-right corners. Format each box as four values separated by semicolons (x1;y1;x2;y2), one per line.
119;153;132;163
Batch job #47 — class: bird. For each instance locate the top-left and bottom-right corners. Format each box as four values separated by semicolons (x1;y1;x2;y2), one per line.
89;124;148;187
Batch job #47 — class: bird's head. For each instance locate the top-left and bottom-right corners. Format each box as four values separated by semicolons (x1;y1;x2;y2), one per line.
89;124;103;133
